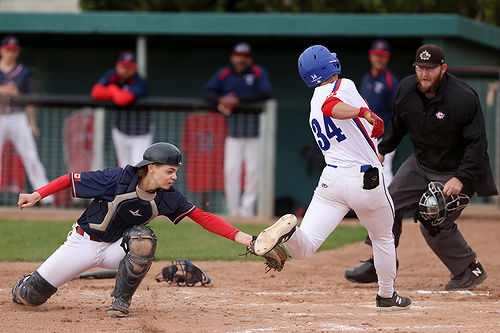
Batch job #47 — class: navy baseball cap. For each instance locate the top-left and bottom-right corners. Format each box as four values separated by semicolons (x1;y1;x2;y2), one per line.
232;42;252;56
116;51;137;67
369;39;390;57
1;35;21;50
413;44;445;68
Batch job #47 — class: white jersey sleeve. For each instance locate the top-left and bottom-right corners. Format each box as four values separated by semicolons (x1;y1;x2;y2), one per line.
308;78;380;168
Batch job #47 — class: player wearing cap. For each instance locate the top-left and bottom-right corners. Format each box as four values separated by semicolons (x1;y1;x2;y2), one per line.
12;142;259;317
360;39;399;184
0;35;53;204
202;42;273;217
91;51;151;167
253;45;411;310
345;44;497;290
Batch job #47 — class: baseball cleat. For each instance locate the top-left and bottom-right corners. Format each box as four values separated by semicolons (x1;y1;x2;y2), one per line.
254;214;297;256
108;298;130;318
376;291;411;311
445;259;487;291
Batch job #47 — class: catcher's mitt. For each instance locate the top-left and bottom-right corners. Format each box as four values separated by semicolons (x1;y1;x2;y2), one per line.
155;259;211;287
247;241;289;272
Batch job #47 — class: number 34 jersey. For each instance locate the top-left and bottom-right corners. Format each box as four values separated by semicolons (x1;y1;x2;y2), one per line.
309;78;380;168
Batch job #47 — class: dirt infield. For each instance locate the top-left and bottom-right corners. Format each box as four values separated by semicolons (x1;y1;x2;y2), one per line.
1;217;499;333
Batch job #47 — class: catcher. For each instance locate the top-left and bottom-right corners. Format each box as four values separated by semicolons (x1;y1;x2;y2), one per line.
12;142;287;318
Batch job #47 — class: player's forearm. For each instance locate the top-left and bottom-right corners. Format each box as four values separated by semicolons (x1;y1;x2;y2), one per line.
188;208;240;241
330;102;361;119
36;174;71;198
26;105;36;126
108;84;135;106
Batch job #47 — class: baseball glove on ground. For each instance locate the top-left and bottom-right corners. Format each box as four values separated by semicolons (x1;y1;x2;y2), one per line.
247;241;289;272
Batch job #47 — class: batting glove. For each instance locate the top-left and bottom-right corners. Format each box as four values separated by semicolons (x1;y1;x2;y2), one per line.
358;107;384;139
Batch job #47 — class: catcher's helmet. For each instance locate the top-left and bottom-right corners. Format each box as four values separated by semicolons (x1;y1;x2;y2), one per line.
418;182;470;226
298;45;342;88
134;142;182;167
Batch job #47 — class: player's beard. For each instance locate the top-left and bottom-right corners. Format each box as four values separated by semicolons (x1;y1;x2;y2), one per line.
417;73;442;95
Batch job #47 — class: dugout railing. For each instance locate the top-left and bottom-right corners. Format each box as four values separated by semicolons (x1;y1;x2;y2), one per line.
0;95;278;218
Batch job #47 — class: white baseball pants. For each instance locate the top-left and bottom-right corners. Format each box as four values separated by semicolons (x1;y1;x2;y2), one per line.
0;112;52;203
284;164;397;298
224;137;259;217
112;128;153;168
37;224;125;288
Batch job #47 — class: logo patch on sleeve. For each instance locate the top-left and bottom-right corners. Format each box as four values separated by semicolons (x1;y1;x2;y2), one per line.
74;172;81;181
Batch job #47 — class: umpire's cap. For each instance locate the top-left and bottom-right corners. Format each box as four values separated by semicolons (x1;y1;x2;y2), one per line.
134;142;182;167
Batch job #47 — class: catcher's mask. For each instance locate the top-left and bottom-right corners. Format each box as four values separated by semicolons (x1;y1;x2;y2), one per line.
418;182;470;226
155;259;211;287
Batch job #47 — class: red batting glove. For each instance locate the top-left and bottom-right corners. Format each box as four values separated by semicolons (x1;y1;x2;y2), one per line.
358;107;384;139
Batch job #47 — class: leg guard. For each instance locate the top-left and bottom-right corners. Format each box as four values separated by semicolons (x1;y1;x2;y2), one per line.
11;271;57;306
109;225;157;317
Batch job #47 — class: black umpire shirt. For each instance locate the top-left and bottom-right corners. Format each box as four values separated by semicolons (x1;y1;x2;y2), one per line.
379;72;497;196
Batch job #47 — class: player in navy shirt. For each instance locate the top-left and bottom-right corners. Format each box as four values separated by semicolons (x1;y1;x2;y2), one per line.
12;142;257;317
360;39;399;184
91;51;152;167
0;35;53;204
202;42;272;217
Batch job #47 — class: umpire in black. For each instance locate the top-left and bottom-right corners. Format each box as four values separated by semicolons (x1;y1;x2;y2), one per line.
345;44;497;290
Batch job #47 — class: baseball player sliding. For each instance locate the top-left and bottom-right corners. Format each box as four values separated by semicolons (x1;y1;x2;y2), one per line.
254;45;411;310
12;142;287;317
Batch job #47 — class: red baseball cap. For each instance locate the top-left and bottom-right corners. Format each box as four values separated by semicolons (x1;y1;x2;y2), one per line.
369;39;390;57
116;51;137;68
1;36;21;50
232;42;252;56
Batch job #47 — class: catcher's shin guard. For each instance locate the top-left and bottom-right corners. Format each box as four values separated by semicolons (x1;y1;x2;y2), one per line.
11;271;57;306
109;225;157;317
254;214;297;256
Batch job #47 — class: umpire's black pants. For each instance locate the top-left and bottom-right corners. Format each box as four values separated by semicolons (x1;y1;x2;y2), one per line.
365;154;476;276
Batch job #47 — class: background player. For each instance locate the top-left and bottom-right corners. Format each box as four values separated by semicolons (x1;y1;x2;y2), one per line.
0;35;53;204
202;42;273;217
254;45;411;310
91;51;151;167
345;44;497;290
12;142;259;317
360;39;398;184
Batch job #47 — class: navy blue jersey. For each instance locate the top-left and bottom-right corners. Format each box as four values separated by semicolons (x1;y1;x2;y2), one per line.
360;69;398;125
203;65;272;137
0;63;34;114
97;69;150;135
71;166;195;242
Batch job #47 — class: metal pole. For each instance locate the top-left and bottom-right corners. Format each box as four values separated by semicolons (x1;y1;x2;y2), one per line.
496;75;500;207
136;35;147;78
258;99;278;218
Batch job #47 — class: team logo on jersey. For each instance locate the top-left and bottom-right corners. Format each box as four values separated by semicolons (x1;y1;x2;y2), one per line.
129;209;142;217
419;50;431;60
435;111;445;119
321;183;328;188
73;172;81;181
244;73;255;86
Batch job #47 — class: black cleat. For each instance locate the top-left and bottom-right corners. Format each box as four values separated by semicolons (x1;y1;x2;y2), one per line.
376;291;411;311
445;259;487;291
345;258;377;283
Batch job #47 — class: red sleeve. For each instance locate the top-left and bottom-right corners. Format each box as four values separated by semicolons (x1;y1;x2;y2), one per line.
321;97;343;117
108;84;136;106
91;84;112;100
188;208;240;241
35;174;71;198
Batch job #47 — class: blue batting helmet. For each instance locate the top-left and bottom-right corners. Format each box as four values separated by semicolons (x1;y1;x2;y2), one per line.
298;45;341;88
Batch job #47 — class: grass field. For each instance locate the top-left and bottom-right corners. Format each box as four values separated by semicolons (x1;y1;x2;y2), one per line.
0;219;366;261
